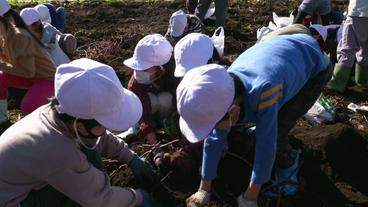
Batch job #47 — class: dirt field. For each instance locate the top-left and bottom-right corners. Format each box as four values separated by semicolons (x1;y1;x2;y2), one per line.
9;0;368;206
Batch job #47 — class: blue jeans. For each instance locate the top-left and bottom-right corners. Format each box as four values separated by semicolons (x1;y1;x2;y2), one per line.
44;3;67;31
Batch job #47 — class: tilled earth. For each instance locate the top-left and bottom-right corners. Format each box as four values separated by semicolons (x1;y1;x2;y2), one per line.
9;0;368;206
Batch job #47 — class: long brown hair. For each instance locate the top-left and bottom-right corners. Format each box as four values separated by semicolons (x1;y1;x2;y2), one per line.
3;9;45;47
0;16;10;30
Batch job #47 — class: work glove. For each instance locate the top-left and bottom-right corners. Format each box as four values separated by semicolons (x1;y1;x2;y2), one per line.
116;124;139;139
237;194;258;207
137;189;155;207
128;154;156;190
186;190;211;207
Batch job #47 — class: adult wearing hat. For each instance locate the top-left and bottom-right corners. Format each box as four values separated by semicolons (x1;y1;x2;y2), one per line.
0;0;56;132
121;34;177;145
176;34;332;207
20;7;76;66
0;58;155;207
165;9;204;41
328;0;368;92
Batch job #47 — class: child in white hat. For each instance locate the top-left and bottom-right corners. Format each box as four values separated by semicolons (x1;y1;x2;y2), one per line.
20;7;76;66
174;33;220;78
22;7;77;56
122;34;177;145
177;34;332;207
165;9;204;41
0;58;155;207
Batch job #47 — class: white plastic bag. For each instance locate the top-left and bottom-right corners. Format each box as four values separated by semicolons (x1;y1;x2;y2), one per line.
256;21;277;42
304;101;334;124
211;26;225;57
204;2;216;20
272;12;294;29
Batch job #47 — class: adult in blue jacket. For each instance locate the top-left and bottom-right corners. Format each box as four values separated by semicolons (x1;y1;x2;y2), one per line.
176;34;332;207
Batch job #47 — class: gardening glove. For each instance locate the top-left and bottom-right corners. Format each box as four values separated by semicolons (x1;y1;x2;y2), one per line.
327;64;353;92
237;194;258;207
186;190;211;207
137;189;155;207
128;154;156;190
116;124;139;139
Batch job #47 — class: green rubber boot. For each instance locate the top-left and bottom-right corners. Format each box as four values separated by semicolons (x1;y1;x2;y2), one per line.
327;64;353;93
355;64;368;87
0;99;7;124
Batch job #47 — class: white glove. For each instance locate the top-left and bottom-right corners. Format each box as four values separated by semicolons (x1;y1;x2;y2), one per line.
186;190;211;207
237;193;258;207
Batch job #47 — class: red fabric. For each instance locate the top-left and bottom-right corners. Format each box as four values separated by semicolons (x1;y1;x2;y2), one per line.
128;75;156;137
0;71;54;114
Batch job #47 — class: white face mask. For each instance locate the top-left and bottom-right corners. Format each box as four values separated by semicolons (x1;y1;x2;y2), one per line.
73;119;100;150
134;70;153;85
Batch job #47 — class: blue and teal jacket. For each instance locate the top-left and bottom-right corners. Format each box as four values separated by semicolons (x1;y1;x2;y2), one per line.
202;34;330;184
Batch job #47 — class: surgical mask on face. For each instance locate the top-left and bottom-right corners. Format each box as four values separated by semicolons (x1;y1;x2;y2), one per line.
134;70;153;85
73;119;102;150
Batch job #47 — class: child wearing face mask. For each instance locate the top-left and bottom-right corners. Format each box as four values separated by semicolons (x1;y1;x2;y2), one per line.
122;34;178;145
20;7;77;66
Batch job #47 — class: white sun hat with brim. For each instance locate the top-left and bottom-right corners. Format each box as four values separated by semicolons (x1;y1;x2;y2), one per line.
169;9;188;38
124;34;173;71
34;4;51;24
20;8;41;26
55;58;143;131
174;33;214;77
310;24;328;42
0;0;10;16
176;64;234;143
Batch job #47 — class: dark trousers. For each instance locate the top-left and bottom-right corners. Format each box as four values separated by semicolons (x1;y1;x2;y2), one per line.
21;146;103;207
186;0;227;27
276;64;333;167
44;3;67;31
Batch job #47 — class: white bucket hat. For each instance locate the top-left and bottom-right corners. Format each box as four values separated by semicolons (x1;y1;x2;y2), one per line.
176;64;234;143
55;58;143;131
0;0;10;16
174;33;214;77
34;4;51;24
169;9;187;38
20;8;41;26
124;34;173;71
310;24;328;42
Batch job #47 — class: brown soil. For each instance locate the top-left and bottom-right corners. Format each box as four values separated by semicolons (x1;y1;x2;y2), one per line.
8;0;368;206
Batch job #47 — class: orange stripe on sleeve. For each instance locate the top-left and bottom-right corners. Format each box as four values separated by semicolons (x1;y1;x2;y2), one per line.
258;92;283;110
260;84;283;99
